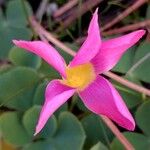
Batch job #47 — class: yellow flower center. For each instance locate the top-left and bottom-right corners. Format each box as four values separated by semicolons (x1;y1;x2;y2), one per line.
62;63;96;91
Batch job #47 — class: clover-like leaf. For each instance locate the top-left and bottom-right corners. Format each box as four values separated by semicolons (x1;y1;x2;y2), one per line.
0;0;32;58
112;47;135;73
23;106;57;138
22;141;55;150
0;67;40;110
90;142;108;150
52;112;86;150
135;101;150;137
0;112;30;146
9;47;41;69
111;132;150;150
33;81;47;105
128;42;150;82
112;82;142;109
81;114;113;149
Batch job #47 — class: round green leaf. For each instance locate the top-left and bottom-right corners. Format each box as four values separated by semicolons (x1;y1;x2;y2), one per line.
23;106;57;138
33;81;68;118
0;0;32;58
38;61;60;79
112;47;135;73
33;81;47;105
0;22;31;58
0;112;30;146
131;42;150;82
22;141;55;150
136;101;150;136
113;82;142;109
0;67;40;110
9;47;41;69
90;142;108;150
146;4;150;19
54;103;68;118
81;114;113;149
0;8;3;20
76;95;89;112
111;132;150;150
52;112;86;150
6;0;32;27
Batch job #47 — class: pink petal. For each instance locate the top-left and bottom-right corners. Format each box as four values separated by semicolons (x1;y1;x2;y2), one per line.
79;75;135;130
69;8;101;67
34;80;75;135
13;40;66;77
91;30;145;74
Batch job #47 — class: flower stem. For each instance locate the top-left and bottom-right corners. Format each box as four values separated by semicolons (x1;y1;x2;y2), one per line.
101;0;148;32
103;20;150;36
104;72;150;97
101;115;135;150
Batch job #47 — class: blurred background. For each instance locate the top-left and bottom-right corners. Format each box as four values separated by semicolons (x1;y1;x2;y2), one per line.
0;0;150;150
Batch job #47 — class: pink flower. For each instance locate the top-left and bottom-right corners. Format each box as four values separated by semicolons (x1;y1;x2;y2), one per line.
13;9;145;135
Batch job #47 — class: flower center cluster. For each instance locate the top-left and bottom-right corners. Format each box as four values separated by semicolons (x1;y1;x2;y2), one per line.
62;63;96;90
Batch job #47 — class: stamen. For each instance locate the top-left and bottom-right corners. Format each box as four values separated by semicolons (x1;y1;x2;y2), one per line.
62;63;96;90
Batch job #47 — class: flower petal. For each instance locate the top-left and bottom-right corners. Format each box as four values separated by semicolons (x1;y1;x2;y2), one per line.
69;8;101;67
34;80;75;135
79;75;135;130
91;30;145;74
13;40;66;77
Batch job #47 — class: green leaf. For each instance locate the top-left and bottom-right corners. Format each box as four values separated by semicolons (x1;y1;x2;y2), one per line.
129;42;150;82
0;67;40;110
0;0;32;58
81;114;113;149
112;47;135;73
146;4;150;19
32;80;68;118
9;47;41;69
135;101;150;137
118;90;142;109
52;112;86;150
33;80;68;117
6;0;32;27
23;111;85;150
76;95;89;112
0;22;31;58
0;112;30;146
0;8;3;20
22;141;56;150
23;106;57;138
54;103;68;118
111;132;150;150
113;82;142;109
33;81;47;105
38;61;60;79
90;142;108;150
